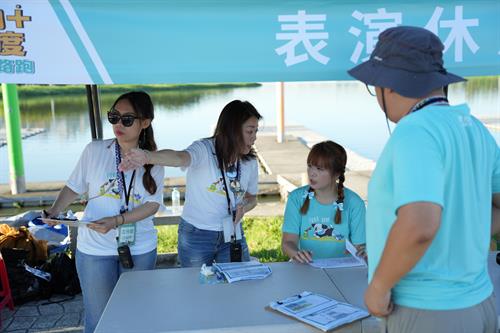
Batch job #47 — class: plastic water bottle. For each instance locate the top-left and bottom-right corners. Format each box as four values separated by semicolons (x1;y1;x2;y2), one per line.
171;187;181;214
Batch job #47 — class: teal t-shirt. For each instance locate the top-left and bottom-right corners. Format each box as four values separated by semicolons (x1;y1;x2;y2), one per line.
367;104;500;310
282;185;366;259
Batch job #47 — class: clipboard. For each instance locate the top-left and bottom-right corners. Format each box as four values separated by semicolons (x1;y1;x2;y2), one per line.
41;217;87;228
266;291;370;332
265;305;339;332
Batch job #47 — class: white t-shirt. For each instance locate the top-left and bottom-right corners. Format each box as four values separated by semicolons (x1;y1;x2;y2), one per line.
181;138;259;231
67;139;164;256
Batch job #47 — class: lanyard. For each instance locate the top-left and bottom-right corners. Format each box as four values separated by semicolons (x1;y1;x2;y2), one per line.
120;170;136;212
217;155;240;217
114;141;136;212
409;96;449;114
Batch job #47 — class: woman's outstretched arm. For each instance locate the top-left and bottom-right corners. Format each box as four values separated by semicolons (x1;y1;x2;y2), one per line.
120;148;191;171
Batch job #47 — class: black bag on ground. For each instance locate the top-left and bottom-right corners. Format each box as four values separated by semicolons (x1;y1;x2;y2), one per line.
1;248;51;305
41;252;81;296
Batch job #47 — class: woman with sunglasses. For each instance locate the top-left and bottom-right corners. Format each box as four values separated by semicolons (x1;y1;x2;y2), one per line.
120;100;261;267
42;91;164;333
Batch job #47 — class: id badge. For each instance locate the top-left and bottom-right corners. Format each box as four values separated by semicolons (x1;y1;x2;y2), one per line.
118;223;136;245
222;215;242;243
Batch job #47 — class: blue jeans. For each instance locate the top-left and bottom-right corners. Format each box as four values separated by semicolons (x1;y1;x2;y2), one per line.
75;248;157;333
177;218;250;267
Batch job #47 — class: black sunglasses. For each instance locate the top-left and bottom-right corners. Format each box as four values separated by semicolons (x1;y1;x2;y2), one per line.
107;109;139;127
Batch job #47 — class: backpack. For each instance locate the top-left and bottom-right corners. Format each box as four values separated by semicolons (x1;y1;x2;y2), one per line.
1;248;51;305
41;252;81;296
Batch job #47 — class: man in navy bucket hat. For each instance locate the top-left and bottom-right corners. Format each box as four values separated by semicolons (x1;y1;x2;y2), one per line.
349;26;500;333
348;26;465;99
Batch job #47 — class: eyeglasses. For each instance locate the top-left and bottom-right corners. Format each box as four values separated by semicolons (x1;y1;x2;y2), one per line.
107;109;139;127
365;84;376;97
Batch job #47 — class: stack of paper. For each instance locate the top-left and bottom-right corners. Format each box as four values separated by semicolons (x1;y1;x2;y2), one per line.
309;257;365;269
212;261;272;283
269;291;369;331
41;217;87;228
41;210;88;228
309;239;367;269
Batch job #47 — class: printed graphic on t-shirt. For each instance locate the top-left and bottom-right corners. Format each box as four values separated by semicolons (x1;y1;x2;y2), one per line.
100;173;120;199
99;172;141;204
207;177;226;196
302;217;345;243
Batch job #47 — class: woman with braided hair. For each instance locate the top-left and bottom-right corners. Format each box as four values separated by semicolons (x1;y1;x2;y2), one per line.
281;141;366;263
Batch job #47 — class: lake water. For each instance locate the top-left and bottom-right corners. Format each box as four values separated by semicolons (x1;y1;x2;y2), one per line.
0;80;499;184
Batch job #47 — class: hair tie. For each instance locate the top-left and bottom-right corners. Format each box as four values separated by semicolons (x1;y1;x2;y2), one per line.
302;190;314;200
334;201;344;211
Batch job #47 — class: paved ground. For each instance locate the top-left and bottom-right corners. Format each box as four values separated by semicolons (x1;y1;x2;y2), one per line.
1;294;84;333
1;256;180;333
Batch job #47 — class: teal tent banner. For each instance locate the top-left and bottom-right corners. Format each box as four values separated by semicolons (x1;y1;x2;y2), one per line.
0;0;499;84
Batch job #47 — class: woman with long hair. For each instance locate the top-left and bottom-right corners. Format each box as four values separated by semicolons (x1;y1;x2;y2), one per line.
43;91;164;333
120;100;262;267
281;140;366;263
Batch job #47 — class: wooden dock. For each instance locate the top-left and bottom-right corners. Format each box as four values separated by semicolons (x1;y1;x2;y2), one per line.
0;128;46;148
0;176;279;209
255;126;373;201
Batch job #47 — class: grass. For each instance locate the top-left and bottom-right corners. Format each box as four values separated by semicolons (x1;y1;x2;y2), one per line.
156;216;289;263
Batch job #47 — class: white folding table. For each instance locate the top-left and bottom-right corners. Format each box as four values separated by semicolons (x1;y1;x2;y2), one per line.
95;262;375;333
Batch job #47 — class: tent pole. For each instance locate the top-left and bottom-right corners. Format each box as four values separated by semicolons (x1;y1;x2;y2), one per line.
86;85;97;140
276;82;285;143
86;84;103;140
2;83;26;194
91;85;103;140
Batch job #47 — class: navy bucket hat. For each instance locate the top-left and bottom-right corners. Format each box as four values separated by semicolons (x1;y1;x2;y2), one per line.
348;26;466;98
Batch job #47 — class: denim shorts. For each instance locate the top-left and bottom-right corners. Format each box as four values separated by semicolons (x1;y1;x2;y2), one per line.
177;218;250;267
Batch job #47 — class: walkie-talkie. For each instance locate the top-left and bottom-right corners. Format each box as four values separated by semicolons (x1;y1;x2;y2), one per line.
230;210;242;262
230;235;242;262
117;244;134;269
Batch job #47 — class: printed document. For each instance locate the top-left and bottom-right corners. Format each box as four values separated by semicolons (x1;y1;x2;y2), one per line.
269;291;369;331
213;261;272;283
309;239;366;269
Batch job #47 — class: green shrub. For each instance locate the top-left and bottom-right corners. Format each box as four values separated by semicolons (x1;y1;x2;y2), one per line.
156;216;288;262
